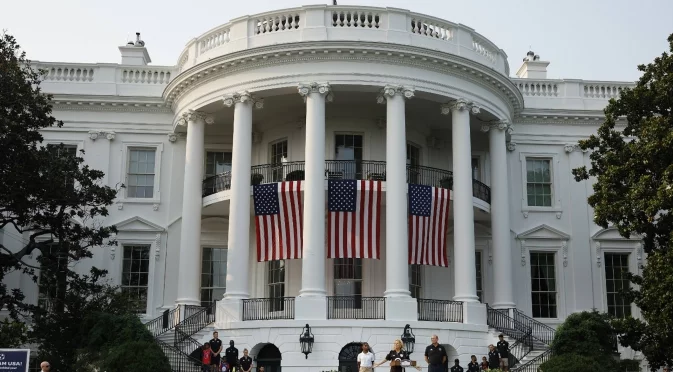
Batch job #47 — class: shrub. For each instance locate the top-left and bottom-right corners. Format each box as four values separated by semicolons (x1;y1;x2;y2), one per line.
540;354;603;372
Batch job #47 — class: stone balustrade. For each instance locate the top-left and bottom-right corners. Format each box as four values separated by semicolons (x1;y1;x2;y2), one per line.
511;78;635;110
177;5;509;75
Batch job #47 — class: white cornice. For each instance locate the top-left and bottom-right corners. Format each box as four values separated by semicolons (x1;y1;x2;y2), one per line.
164;41;524;116
50;96;171;113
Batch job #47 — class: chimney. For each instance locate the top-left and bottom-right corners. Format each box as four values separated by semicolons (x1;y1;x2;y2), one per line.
118;32;151;66
515;50;549;79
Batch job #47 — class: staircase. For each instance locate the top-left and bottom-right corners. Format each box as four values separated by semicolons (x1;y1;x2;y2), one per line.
486;306;556;372
146;303;217;372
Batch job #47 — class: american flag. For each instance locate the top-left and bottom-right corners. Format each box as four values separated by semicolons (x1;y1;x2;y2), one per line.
408;184;450;267
327;180;382;259
253;181;303;261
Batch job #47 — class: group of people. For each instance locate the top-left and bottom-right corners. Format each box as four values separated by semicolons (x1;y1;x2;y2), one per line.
356;334;511;372
190;331;256;372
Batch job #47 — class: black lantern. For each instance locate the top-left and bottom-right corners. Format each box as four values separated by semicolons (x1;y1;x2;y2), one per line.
299;324;314;359
401;324;416;353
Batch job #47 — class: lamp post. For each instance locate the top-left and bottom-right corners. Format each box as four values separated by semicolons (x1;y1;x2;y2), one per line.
299;324;314;359
401;324;416;353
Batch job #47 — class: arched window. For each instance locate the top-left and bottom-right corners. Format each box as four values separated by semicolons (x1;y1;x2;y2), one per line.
256;343;281;372
338;342;371;372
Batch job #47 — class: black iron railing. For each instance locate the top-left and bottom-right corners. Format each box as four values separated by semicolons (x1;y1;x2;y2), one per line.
512;349;554;372
146;307;181;338
202;160;491;204
242;297;295;321
174;303;216;349
486;305;533;369
327;296;385;319
417;299;464;322
156;338;202;372
512;308;556;346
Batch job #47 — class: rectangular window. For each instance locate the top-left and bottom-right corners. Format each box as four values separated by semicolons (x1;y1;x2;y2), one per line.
267;260;286;311
47;144;78;158
121;245;151;313
605;253;631;318
334;258;363;308
270;140;288;165
269;140;289;182
127;149;156;198
407;143;421;184
409;264;422;298
200;247;227;307
526;158;553;207
333;134;364;180
530;252;557;318
37;244;68;311
205;151;232;178
472;157;481;181
476;251;483;302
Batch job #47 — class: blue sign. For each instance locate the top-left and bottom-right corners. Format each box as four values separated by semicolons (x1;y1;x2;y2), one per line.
0;349;30;372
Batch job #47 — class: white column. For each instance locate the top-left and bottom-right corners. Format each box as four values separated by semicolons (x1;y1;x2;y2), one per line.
378;85;417;321
443;99;480;303
176;110;212;306
295;83;331;320
481;120;516;309
378;86;414;298
222;92;262;303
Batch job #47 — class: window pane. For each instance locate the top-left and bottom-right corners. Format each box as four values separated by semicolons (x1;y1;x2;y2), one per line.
526;158;553;207
530;252;557;319
121;245;151;313
604;253;631;318
200;247;227;307
127;149;156;199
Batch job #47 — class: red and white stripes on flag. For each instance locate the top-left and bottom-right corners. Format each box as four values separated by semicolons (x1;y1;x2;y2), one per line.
408;184;450;267
253;181;303;261
327;180;382;259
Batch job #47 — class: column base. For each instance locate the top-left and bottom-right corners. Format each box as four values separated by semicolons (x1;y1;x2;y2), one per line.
385;297;417;321
491;302;516;310
295;296;327;320
463;302;487;325
215;298;243;328
175;297;201;307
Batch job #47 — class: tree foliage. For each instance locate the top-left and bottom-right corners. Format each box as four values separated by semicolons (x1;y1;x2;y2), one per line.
541;311;618;372
572;34;673;254
571;33;673;370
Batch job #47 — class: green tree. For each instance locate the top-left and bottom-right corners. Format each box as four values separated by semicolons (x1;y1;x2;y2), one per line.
541;311;619;372
572;33;673;370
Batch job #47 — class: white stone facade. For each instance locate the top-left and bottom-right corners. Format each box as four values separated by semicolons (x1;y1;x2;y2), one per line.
1;5;644;371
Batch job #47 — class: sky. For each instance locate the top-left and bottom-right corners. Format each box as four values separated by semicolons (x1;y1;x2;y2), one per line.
1;0;671;81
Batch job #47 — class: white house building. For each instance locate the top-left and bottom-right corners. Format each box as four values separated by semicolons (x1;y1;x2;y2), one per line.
1;4;646;372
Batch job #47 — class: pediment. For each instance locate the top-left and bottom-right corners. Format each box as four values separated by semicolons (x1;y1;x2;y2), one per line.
517;224;570;241
592;227;640;241
113;216;164;232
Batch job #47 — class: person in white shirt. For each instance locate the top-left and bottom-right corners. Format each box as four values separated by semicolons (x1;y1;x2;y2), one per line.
357;342;376;372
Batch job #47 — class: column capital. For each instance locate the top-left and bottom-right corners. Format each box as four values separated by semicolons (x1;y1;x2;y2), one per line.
176;109;215;126
376;85;414;104
167;132;186;143
297;83;333;102
222;91;264;109
440;98;481;115
480;120;513;134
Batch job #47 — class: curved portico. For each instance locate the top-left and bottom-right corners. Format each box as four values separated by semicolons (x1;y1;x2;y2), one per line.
167;4;523;323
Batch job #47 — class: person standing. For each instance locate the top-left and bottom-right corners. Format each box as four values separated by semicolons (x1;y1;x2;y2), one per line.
201;343;213;372
209;331;223;372
496;335;509;371
357;342;376;372
239;349;252;372
225;340;239;372
467;355;480;372
374;339;420;371
450;359;464;372
487;345;500;370
480;356;489;371
425;335;447;372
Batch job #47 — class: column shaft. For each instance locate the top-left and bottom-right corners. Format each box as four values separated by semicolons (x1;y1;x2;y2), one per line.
299;87;328;297
176;113;206;306
489;124;516;309
224;98;254;300
384;92;411;297
451;101;479;303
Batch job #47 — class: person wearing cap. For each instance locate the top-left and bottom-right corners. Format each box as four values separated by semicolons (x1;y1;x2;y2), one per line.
496;334;509;371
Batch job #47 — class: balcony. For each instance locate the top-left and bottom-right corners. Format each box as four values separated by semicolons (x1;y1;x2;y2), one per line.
417;299;464;322
242;297;295;321
202;160;491;204
327;296;385;320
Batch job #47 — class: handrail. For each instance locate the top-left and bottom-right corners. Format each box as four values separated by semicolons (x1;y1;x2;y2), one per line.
145;307;181;338
511;348;554;372
174;303;217;347
202;160;491;204
327;296;385;320
486;305;534;369
512;308;556;345
156;338;203;371
242;297;295;321
417;299;464;323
